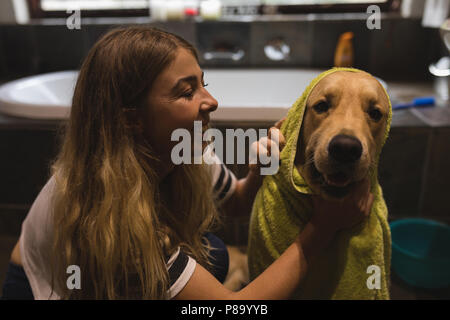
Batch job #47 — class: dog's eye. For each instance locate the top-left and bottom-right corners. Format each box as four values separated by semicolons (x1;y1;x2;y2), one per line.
313;101;330;114
368;107;382;121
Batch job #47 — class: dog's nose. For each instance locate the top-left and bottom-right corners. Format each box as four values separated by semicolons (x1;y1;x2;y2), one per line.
328;134;362;163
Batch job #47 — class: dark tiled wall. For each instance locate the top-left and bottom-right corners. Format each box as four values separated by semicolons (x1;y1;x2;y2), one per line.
0;20;197;81
0;29;8;77
1;25;39;77
33;25;86;73
0;15;440;82
368;18;434;81
421;128;450;218
378;127;430;217
0;129;59;205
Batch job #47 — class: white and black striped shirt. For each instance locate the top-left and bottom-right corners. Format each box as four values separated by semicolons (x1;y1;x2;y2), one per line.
19;153;237;299
165;155;237;299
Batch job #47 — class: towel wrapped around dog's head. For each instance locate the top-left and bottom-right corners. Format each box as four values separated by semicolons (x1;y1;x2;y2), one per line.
248;67;392;299
278;67;392;198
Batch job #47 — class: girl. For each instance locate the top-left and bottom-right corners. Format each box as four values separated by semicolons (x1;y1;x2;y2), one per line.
2;26;373;300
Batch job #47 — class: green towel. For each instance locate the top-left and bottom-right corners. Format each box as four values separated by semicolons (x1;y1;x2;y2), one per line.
248;68;392;300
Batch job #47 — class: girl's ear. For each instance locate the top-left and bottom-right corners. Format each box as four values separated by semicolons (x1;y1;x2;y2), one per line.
123;107;145;135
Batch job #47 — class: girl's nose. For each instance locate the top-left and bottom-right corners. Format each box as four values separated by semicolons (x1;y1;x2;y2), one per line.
201;89;218;113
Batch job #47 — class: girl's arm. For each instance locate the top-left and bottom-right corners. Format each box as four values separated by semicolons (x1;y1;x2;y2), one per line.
175;179;374;300
174;219;329;300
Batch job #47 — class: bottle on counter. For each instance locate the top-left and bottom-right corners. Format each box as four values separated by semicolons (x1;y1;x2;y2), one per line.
334;32;354;68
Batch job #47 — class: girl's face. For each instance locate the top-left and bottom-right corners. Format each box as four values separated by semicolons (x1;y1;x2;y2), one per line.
142;48;218;163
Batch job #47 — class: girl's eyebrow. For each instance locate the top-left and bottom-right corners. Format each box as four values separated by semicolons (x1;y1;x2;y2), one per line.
171;71;204;93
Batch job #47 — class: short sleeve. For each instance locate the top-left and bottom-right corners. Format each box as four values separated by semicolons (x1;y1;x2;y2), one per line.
204;150;237;205
165;247;197;299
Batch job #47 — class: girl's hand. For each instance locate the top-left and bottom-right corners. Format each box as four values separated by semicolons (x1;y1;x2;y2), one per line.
225;118;286;217
310;178;374;233
248;117;287;174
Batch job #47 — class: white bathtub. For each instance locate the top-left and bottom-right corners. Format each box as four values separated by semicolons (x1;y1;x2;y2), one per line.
0;71;77;120
0;69;326;122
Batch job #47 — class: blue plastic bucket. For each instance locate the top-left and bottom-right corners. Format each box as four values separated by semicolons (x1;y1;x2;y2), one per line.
390;218;450;289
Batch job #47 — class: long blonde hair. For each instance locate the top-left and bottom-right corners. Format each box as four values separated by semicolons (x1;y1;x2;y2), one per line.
49;26;219;299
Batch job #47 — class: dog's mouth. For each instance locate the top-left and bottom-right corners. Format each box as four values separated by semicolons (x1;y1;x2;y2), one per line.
310;162;355;198
324;171;352;187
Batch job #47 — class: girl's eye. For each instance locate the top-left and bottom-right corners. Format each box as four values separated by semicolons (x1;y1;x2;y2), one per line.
181;90;194;99
313;101;330;114
180;82;208;99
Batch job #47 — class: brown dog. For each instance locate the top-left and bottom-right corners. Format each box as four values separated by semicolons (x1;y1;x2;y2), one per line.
249;69;392;299
295;71;390;199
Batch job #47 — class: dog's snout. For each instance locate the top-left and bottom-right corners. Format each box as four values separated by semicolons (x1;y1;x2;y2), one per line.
328;134;362;163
